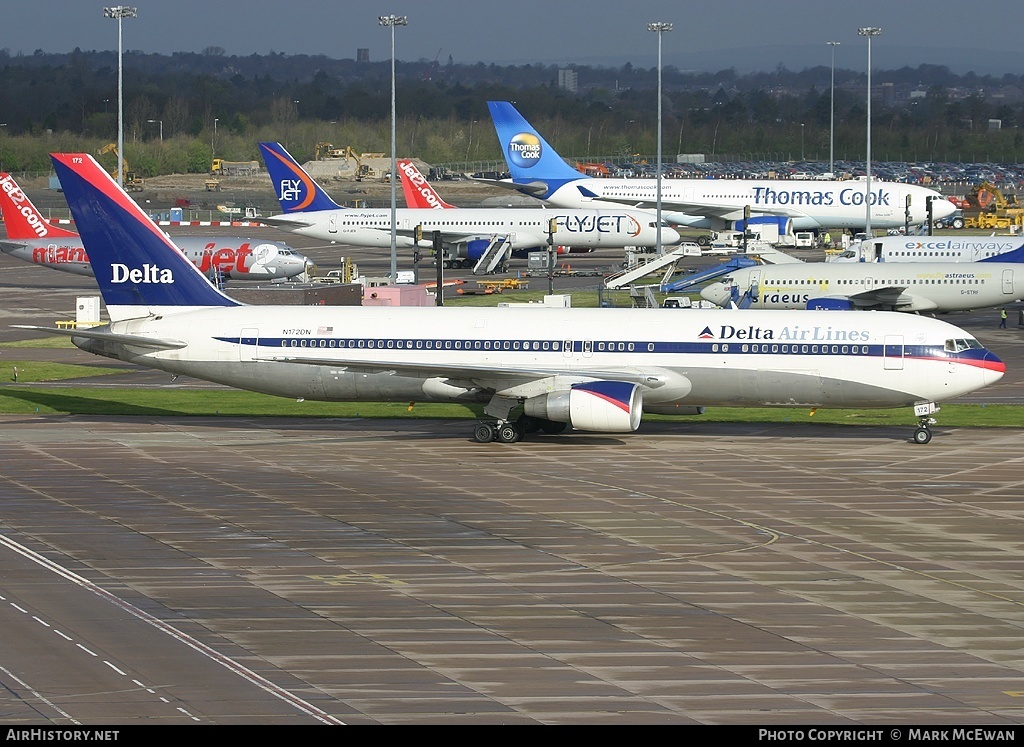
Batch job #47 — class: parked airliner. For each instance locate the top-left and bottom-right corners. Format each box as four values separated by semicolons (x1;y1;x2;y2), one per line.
396;158;596;258
0;172;312;280
17;153;1005;446
700;246;1024;312
257;142;679;272
832;234;1024;263
485;101;956;232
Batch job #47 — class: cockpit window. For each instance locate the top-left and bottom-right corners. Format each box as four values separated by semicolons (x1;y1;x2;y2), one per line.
944;338;982;353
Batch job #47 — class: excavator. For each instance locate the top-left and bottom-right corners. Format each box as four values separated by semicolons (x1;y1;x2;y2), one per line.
97;143;145;192
961;180;1024;229
313;143;386;180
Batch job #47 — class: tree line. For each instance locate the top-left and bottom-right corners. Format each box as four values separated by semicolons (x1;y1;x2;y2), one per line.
1;48;1022;176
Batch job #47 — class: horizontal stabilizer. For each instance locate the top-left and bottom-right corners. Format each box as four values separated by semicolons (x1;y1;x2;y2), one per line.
13;324;187;350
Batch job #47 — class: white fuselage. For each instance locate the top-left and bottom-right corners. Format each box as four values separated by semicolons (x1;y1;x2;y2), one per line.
77;305;1001;413
0;236;311;279
541;179;954;231
702;261;1024;312
832;235;1024;263
263;206;680;249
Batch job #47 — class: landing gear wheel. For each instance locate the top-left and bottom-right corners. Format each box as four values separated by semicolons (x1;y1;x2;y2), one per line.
913;427;932;445
496;422;523;443
473;423;496;443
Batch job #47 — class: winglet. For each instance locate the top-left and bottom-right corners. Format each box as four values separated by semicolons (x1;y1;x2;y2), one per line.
49;153;238;319
486;101;588;198
258;142;344;213
396;159;455;209
0;172;80;239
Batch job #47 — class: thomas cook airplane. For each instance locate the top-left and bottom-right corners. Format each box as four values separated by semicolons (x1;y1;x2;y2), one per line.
16;153;1005;446
257;142;679;273
0;172;312;281
485;101;956;233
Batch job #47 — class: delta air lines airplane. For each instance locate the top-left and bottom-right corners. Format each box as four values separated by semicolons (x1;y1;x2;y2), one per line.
17;153;1005;446
486;101;956;233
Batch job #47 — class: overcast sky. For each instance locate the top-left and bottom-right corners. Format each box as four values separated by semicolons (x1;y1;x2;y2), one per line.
3;1;1022;75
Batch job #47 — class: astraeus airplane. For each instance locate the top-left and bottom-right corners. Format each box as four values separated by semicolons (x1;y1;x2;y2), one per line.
0;172;312;281
16;153;1005;446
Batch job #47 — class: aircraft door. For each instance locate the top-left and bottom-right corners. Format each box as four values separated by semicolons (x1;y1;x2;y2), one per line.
1002;268;1014;294
883;334;904;370
329;213;338;234
240;327;259;362
583;340;593;358
562;339;573;358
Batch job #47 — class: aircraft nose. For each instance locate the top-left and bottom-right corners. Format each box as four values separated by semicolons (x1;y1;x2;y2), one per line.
932;198;956;219
700;282;730;306
984;350;1006;386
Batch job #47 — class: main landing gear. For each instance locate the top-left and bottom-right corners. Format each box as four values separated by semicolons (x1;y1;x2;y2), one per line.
472;414;567;444
912;402;939;445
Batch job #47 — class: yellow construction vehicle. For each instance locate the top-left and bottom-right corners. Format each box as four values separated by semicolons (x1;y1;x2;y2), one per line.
97;143;145;192
961;181;1024;229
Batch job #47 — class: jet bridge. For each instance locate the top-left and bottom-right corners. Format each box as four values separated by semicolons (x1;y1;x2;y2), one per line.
659;255;760;294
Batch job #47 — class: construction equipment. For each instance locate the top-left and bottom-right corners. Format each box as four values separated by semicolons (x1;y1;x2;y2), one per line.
97;143;144;192
961;181;1024;229
204;179;222;192
210;159;260;176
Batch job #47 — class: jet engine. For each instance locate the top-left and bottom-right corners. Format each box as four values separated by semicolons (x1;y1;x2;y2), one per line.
523;380;642;433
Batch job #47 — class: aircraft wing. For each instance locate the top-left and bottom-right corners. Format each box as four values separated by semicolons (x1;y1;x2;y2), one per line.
473;177;549;196
258;214;318;229
12;325;187;350
813;286;933;312
259;352;669;388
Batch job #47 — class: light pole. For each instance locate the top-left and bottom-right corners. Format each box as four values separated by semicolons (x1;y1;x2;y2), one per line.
800;122;805;161
147;119;162;142
827;41;840;176
380;14;408;282
648;21;672;256
858;26;881;238
212;117;218;160
103;6;137;187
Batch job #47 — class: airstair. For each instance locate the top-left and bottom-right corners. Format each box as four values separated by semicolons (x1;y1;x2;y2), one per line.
603;245;698;290
472;236;512;275
659;255;760;294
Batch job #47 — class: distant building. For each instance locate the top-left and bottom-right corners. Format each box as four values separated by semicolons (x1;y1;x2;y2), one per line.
557;68;578;93
357;48;369;63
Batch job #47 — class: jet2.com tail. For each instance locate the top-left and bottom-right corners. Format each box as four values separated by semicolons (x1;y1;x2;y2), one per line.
486;100;588;197
258;142;343;213
49;153;238;318
0;172;79;239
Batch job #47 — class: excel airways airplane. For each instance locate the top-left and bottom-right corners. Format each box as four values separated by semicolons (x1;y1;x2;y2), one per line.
485;101;957;233
15;153;1005;446
699;245;1024;312
832;234;1024;263
0;172;312;281
396;158;596;257
257;142;680;272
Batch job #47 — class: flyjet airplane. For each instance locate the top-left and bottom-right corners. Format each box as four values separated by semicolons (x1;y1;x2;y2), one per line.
0;172;312;281
831;234;1024;263
15;152;1005;446
396;158;596;257
485;101;956;232
257;142;680;273
699;245;1024;312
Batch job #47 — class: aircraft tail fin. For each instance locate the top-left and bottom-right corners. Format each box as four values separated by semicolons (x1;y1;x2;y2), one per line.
397;159;455;209
258;142;343;213
0;172;81;239
486;101;587;198
49;154;239;319
980;243;1024;263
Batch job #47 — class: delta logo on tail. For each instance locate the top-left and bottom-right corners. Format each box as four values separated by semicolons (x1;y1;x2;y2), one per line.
0;172;79;239
397;159;456;209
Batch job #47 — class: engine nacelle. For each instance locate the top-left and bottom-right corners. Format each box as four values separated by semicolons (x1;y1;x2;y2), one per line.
807;297;854;310
524;380;642;433
643;405;706;416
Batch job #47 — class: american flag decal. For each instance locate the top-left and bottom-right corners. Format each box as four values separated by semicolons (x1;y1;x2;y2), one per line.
317;326;333;335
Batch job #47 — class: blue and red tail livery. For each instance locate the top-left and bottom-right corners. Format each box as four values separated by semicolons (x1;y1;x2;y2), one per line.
49;153;238;313
258;142;343;213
